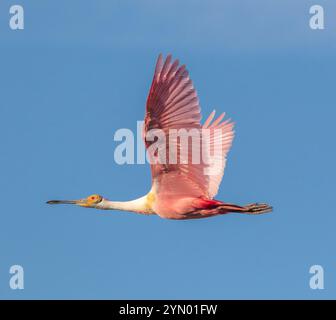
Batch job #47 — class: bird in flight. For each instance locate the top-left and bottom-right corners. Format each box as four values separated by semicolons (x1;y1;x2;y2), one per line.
48;54;272;219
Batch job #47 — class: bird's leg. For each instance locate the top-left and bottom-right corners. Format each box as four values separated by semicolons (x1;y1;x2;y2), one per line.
212;202;272;215
206;202;272;215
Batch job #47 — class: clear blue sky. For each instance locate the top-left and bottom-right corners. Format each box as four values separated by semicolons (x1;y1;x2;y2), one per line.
0;0;335;299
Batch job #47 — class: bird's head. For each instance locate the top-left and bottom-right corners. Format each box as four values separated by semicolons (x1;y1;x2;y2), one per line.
47;194;104;208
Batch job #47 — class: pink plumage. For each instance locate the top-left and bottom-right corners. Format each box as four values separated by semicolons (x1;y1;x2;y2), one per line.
47;54;272;219
143;54;271;219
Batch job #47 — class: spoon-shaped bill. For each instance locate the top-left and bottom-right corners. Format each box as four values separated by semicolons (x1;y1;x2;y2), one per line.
46;199;79;205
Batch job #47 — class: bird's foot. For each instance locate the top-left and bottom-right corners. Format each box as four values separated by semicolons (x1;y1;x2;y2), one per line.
243;203;273;215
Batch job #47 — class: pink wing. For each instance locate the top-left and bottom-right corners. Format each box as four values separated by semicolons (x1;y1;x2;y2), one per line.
202;110;235;199
144;54;234;213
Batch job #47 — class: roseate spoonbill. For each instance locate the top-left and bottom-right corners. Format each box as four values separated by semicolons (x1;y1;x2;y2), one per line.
47;54;272;219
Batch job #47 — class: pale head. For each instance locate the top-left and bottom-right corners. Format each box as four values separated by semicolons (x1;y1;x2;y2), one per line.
47;194;104;208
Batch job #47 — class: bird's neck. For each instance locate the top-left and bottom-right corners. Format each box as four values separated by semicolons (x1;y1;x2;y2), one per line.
101;195;153;214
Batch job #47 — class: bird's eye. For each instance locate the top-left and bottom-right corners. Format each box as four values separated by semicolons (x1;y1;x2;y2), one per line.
87;194;102;204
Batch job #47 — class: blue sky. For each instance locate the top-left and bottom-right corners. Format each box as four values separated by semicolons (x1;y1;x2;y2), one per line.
0;0;335;299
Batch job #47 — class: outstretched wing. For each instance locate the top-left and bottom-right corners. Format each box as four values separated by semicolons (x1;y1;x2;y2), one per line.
143;54;234;202
202;111;234;198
